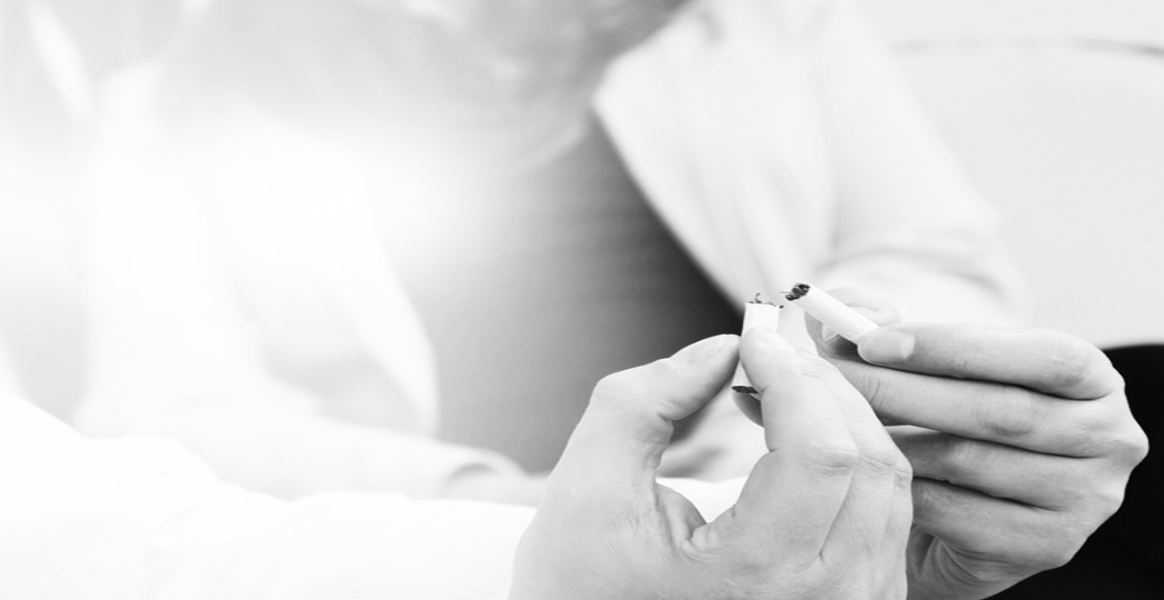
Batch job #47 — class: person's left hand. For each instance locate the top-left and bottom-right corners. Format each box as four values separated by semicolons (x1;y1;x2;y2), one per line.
804;289;1150;600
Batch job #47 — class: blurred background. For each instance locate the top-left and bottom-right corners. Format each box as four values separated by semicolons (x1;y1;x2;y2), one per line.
866;0;1164;348
3;0;1162;415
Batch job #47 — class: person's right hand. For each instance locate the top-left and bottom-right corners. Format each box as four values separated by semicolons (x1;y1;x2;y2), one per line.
509;329;913;599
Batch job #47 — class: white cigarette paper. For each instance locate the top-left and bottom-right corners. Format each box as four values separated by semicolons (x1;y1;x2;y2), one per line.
785;282;879;342
732;297;783;396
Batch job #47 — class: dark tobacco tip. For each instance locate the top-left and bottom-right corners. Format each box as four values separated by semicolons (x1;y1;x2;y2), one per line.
785;283;811;302
747;293;783;307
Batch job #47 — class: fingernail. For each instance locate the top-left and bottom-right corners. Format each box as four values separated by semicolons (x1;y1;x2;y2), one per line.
749;326;794;351
673;334;734;365
860;329;915;364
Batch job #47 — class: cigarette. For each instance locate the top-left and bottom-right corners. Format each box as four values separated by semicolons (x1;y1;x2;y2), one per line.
732;294;783;396
784;282;879;342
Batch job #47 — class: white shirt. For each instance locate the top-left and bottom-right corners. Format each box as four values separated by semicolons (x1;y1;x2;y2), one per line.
0;393;528;599
73;0;1026;500
2;391;744;598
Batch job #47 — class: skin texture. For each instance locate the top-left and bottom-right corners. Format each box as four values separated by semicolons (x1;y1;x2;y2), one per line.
800;288;1149;600
510;331;911;600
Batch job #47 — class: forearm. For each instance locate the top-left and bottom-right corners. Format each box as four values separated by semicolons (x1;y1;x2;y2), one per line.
815;0;1029;325
2;395;531;599
76;388;527;500
813;245;1027;325
78;159;526;500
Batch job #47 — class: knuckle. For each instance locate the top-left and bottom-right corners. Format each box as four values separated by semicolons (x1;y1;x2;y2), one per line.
1039;330;1118;397
1012;511;1094;572
1043;546;1080;570
1041;330;1095;390
1129;427;1151;462
1073;405;1150;463
787;352;840;382
857;445;901;479
647;359;698;419
948;326;980;373
936;434;983;480
848;366;895;415
973;389;1039;439
1066;403;1115;449
1041;481;1119;532
590;371;652;418
1031;531;1085;571
797;441;861;477
593;359;676;401
1088;483;1128;522
893;456;915;489
1113;422;1151;464
911;479;958;514
593;370;640;401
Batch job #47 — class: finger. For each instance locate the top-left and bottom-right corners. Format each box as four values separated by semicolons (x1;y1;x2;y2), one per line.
872;451;914;597
732;390;763;427
553;335;738;490
890;426;1126;515
857;324;1122;400
818;370;913;562
803;287;902;359
714;327;856;555
883;454;914;560
911;479;1092;578
832;359;1106;455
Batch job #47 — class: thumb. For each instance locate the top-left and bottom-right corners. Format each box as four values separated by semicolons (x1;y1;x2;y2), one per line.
553;335;739;490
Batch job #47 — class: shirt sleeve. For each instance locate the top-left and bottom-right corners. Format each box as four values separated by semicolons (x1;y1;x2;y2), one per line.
811;0;1029;325
595;0;1027;334
0;393;531;600
73;70;527;500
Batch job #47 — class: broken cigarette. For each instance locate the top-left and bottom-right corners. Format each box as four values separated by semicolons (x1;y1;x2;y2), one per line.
731;294;783;396
784;282;879;342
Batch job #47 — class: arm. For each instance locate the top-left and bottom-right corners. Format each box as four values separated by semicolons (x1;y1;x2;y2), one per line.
0;394;530;600
75;82;529;501
813;0;1028;325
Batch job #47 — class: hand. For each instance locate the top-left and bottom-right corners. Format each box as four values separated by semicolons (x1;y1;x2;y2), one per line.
510;331;912;600
807;289;1150;600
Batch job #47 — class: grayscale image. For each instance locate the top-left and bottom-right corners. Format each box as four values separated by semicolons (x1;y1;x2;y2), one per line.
0;1;1158;598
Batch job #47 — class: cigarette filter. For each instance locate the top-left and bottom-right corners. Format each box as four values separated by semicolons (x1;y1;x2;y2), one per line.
784;282;878;342
732;295;783;396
